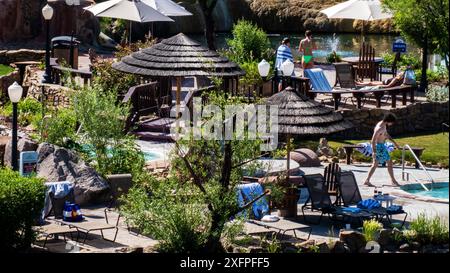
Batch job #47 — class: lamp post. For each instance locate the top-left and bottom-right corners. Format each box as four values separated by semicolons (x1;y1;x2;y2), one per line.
8;82;23;171
258;59;271;97
280;60;295;90
42;4;54;84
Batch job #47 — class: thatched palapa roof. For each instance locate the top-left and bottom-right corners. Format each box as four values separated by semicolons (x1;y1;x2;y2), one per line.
112;33;245;77
266;87;353;135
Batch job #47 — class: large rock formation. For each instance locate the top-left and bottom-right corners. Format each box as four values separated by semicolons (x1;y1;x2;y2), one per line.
0;0;100;45
36;142;110;205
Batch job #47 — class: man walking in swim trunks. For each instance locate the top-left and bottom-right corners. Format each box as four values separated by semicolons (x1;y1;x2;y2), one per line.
364;113;401;187
299;30;316;69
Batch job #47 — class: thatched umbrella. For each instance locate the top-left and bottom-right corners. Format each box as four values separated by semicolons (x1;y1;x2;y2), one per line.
112;33;244;121
266;87;353;181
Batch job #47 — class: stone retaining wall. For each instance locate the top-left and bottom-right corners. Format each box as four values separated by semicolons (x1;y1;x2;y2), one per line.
0;49;45;64
0;69;20;103
333;102;449;138
25;66;72;109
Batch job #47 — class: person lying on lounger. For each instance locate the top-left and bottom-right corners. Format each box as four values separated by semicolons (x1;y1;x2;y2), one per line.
356;71;406;88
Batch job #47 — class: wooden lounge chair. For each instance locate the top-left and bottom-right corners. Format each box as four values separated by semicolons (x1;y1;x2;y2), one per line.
337;171;408;227
34;189;78;247
49;190;120;244
324;162;341;204
304;68;416;110
238;182;312;240
302;174;373;226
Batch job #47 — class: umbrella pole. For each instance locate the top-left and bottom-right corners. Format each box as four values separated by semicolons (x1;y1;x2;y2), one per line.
286;133;291;184
176;76;182;139
129;21;132;45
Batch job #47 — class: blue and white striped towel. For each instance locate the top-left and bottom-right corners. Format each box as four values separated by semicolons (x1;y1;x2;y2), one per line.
275;44;294;71
356;142;395;157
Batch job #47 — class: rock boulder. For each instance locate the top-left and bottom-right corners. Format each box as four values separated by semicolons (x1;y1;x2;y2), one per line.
339;230;367;253
36;142;110;205
290;148;321;167
3;137;39;168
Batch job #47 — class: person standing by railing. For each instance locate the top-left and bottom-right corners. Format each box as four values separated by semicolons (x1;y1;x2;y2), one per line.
364;113;401;187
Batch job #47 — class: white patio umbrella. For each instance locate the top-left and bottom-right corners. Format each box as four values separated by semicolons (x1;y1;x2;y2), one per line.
142;0;192;16
84;0;174;42
320;0;392;40
142;0;192;36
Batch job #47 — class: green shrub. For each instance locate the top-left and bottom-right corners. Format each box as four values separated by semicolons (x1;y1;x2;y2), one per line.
121;179;210;253
225;20;272;64
407;213;449;245
326;51;342;63
40;108;78;147
0;97;42;127
0;168;46;251
362;219;383;242
426;85;449;102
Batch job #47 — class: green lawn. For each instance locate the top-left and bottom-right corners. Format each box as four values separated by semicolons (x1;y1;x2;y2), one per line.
300;132;449;167
0;64;14;76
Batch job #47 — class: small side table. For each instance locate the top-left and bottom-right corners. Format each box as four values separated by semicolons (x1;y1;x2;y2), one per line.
374;194;396;208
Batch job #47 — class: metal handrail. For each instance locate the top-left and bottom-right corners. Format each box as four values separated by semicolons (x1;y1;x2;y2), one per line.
401;144;434;191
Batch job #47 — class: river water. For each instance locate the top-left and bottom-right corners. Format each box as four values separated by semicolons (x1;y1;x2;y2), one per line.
191;33;420;62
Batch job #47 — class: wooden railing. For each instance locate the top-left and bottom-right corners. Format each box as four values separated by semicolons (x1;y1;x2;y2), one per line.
122;82;170;131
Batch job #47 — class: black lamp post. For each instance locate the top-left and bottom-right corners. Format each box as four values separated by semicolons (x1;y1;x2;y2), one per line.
8;82;24;171
42;3;54;84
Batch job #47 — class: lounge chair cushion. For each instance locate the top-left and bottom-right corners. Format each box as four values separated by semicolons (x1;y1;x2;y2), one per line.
357;199;381;210
304;68;333;92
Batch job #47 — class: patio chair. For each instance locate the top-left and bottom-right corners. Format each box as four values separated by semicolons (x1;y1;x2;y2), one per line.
302;174;373;226
337;171;408;227
379;52;400;81
356;42;377;81
237;182;312;240
324;162;341;204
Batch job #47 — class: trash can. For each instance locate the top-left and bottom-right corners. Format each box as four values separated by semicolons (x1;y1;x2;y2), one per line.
51;36;80;69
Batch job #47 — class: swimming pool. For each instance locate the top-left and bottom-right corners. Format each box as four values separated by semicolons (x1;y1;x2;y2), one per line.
401;182;449;200
143;151;163;162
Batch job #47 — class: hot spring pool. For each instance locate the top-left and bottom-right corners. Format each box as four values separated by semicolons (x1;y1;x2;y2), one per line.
401;182;449;200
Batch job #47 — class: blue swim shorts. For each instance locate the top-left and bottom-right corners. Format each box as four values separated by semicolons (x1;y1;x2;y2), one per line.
375;143;390;164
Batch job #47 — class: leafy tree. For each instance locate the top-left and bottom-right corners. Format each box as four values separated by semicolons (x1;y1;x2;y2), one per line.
383;0;449;90
122;91;280;252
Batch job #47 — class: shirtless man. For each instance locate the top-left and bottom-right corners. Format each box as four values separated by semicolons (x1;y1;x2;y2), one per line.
363;113;401;187
298;30;316;69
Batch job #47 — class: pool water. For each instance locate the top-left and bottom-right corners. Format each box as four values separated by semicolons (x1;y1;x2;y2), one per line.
402;182;449;199
143;151;163;162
